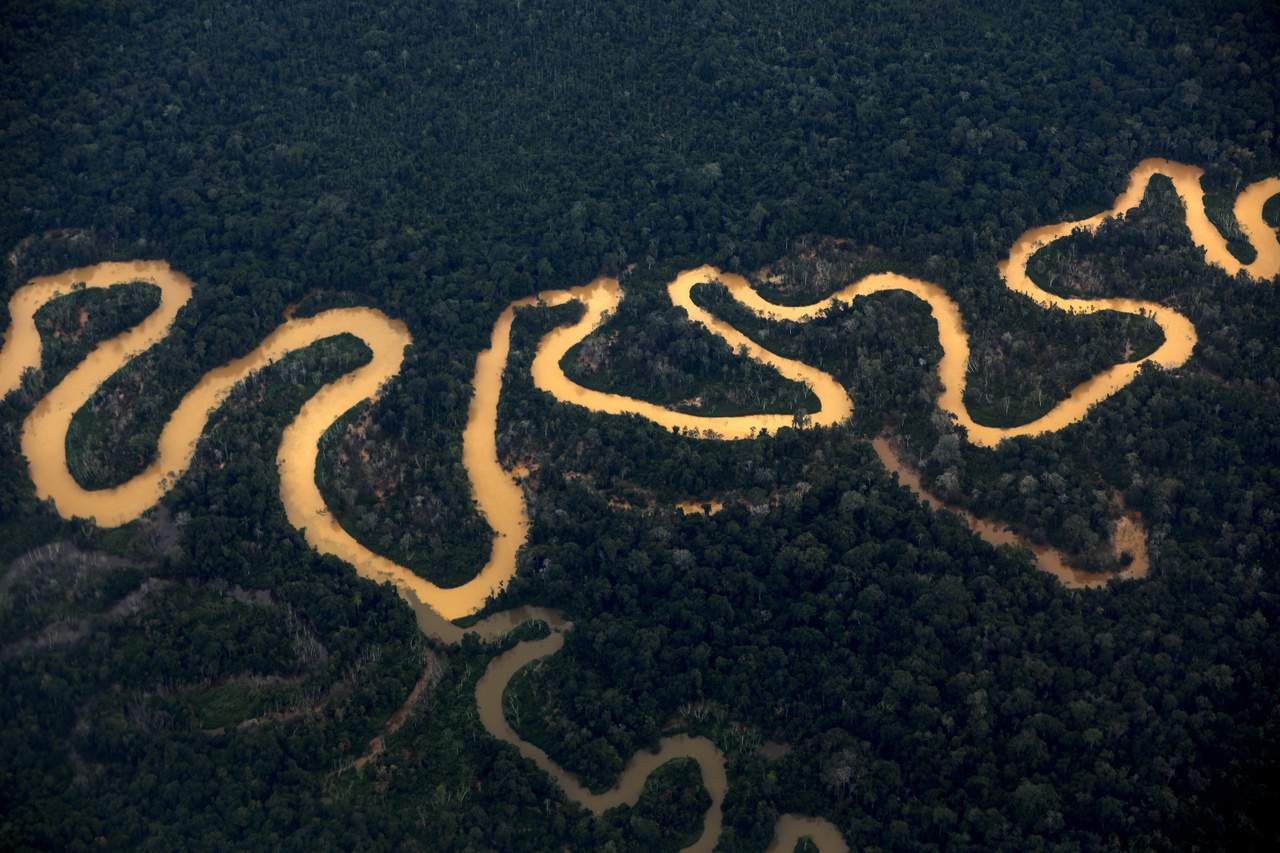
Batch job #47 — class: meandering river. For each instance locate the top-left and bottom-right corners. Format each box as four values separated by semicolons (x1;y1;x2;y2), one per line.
3;159;1278;852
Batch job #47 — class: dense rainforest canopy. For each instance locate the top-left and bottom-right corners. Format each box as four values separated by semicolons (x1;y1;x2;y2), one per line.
2;0;1280;850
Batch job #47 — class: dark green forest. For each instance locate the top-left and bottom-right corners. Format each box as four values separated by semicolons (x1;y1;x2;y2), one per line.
3;0;1280;850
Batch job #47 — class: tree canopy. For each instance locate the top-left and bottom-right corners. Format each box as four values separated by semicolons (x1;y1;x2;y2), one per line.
2;0;1280;850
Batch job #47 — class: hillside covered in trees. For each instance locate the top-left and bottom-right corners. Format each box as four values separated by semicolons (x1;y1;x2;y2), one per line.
3;0;1280;850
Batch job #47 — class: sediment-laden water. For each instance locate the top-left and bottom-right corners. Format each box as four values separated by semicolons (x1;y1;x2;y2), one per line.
4;159;1277;852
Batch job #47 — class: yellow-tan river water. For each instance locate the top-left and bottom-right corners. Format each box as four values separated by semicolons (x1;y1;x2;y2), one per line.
3;159;1277;851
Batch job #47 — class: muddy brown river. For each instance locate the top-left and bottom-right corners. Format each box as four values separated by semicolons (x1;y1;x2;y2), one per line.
4;159;1277;852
